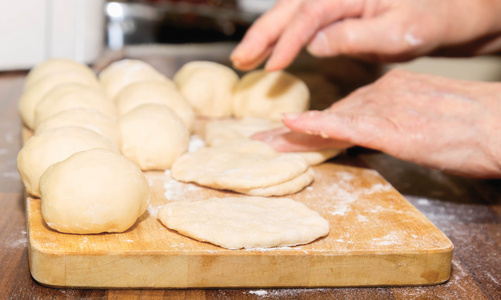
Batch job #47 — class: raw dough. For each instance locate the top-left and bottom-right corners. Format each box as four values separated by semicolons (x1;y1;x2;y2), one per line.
17;127;118;198
173;61;239;118
204;117;282;146
233;167;315;197
204;117;342;165
118;104;189;170
233;70;309;121
40;148;150;234
171;139;310;192
33;83;116;128
24;58;96;89
99;59;172;99
115;81;195;131
35;108;121;148
19;72;102;129
158;196;329;249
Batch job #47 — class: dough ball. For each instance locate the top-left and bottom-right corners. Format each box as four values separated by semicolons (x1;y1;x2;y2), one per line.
233;70;310;121
173;61;239;118
33;83;116;128
115;81;195;131
35;108;121;148
17;127;118;198
158;196;329;249
99;59;172;99
24;58;96;90
40;148;150;234
118;104;189;170
171;138;311;193
19;72;102;129
204;117;282;146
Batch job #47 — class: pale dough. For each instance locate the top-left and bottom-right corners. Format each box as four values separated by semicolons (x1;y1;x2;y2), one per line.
233;167;315;197
24;58;96;90
204;117;342;165
115;81;195;131
33;83;117;128
99;59;173;99
19;72;102;129
171;139;311;192
173;61;239;118
17;127;118;198
118;104;189;170
204;117;282;146
232;70;310;121
158;196;329;249
40;148;150;234
35;108;121;148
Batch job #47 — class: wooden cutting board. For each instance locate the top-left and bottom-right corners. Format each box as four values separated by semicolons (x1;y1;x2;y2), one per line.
27;156;453;288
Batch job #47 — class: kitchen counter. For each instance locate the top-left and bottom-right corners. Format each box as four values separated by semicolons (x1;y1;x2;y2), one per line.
1;47;500;299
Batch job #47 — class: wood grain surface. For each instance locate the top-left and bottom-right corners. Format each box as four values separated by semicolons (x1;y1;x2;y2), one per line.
27;162;453;288
1;47;500;299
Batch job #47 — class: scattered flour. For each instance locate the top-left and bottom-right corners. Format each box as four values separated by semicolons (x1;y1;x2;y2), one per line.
188;134;205;153
147;205;161;218
249;290;268;296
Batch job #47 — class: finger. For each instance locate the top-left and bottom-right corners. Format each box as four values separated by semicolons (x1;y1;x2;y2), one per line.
231;44;274;71
307;15;425;61
265;0;365;71
230;0;304;70
282;111;402;152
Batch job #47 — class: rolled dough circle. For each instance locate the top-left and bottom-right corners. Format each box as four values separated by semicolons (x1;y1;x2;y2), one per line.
115;81;195;131
40;148;150;234
99;59;172;99
232;70;310;121
33;83;116;128
173;61;239;118
17;127;118;198
171;139;310;191
158;196;329;249
118;104;189;170
35;108;121;148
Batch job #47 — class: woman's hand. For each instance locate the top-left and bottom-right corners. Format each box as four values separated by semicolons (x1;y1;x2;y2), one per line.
231;0;501;71
254;70;501;178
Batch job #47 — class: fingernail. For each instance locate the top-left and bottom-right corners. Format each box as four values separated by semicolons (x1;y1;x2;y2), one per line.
307;32;330;56
283;113;301;120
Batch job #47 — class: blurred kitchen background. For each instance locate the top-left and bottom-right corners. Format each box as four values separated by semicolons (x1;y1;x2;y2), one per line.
0;0;500;86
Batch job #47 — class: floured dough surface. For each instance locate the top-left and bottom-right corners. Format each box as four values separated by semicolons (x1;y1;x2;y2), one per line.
158;196;329;249
204;117;342;165
233;167;315;197
204;117;282;146
171;139;310;191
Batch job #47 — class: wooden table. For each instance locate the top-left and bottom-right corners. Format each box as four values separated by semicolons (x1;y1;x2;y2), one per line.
1;47;500;299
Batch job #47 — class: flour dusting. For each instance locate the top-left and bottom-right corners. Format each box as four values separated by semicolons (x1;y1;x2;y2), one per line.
249;290;268;296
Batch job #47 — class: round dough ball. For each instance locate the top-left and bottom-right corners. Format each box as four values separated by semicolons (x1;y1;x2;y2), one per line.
35;108;121;148
33;83;116;128
115;81;195;131
118;104;189;170
19;72;102;129
17;127;118;198
40;148;150;234
173;61;239;118
233;70;310;121
25;58;96;89
99;59;173;99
